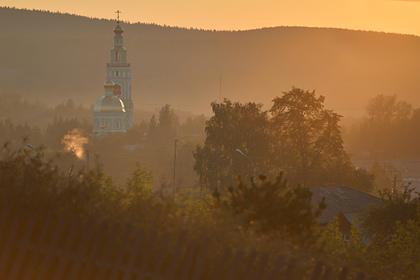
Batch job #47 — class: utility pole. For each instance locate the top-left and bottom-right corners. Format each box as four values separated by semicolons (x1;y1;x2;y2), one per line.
173;139;178;191
86;148;90;170
393;174;398;193
219;74;223;102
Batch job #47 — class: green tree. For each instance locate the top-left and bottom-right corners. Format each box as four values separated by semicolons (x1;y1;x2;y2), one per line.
379;218;420;278
348;94;414;159
157;104;179;141
194;100;272;190
361;187;419;241
224;174;325;243
358;189;420;278
318;218;367;267
270;88;370;189
366;94;412;124
148;114;157;136
366;94;412;158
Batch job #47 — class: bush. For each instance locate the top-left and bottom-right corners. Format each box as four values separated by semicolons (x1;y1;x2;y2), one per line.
222;174;325;244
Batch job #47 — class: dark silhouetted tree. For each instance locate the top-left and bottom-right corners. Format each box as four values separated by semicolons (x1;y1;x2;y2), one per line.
225;174;325;243
270;88;372;190
194;100;272;190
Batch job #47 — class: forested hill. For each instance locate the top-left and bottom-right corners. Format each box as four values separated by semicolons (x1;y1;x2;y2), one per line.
1;7;420;115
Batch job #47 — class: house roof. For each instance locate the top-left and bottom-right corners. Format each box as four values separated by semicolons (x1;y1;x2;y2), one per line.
310;186;381;224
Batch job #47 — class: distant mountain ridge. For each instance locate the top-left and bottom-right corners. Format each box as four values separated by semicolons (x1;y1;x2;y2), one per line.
1;7;420;116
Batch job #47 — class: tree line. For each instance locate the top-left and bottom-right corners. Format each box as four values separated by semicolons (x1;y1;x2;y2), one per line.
347;94;420;160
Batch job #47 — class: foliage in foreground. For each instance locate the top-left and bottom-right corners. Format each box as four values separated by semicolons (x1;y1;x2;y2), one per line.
0;144;278;256
222;174;325;244
1;144;419;279
361;187;419;240
319;188;420;279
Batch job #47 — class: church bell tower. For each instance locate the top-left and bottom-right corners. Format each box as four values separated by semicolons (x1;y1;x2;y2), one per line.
106;11;134;128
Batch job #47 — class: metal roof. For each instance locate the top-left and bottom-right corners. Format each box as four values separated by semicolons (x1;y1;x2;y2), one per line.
310;186;381;224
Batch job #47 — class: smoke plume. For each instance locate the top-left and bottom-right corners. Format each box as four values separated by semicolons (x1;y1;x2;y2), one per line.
62;129;89;159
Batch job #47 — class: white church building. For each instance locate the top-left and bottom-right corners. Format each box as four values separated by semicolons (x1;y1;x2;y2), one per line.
93;18;134;135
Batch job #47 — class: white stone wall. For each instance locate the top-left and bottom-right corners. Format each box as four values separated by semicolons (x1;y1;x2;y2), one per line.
93;111;128;135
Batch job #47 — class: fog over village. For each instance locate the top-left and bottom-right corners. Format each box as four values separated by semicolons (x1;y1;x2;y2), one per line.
0;3;419;279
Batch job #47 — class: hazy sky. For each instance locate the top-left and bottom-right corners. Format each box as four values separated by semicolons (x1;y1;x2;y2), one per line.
3;0;420;35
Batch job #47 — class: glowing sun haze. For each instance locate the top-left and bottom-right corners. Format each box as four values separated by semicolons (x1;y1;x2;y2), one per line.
3;0;420;35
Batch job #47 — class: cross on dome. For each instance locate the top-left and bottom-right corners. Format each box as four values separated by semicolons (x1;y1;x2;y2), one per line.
116;10;122;24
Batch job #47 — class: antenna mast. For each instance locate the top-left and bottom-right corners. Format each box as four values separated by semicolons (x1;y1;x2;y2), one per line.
219;74;223;102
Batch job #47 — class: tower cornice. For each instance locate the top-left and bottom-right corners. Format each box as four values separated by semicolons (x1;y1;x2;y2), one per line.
107;63;131;68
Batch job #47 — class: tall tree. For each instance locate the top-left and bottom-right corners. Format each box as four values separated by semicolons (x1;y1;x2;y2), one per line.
366;94;412;124
194;100;271;190
157;104;179;142
366;94;412;158
270;88;354;186
347;94;416;159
